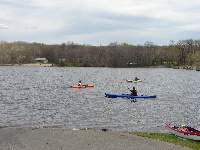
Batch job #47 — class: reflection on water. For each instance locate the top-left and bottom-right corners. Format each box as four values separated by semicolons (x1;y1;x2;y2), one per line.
0;66;200;132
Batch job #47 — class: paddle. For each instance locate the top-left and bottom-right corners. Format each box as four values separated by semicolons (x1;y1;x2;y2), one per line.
128;87;132;94
128;87;133;92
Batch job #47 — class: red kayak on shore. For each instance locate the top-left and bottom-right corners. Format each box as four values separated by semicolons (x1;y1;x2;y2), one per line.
70;84;94;88
165;123;200;140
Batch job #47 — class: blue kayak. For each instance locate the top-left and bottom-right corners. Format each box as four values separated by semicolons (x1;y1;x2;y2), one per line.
105;93;156;99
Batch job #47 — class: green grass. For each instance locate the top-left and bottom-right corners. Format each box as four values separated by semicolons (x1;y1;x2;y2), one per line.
129;132;200;150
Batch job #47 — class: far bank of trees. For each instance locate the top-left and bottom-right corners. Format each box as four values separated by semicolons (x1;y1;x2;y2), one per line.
0;39;200;67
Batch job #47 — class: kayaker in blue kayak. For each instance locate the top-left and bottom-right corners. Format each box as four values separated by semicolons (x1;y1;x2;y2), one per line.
130;87;137;96
78;80;82;86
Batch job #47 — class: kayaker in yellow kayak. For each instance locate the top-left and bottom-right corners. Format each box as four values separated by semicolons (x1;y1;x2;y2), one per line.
134;77;139;81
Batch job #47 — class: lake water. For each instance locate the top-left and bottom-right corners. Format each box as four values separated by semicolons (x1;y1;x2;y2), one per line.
0;66;200;132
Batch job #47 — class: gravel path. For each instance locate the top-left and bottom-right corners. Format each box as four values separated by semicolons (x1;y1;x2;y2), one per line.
0;127;192;150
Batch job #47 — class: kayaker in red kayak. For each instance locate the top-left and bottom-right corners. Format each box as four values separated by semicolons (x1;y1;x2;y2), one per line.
78;80;82;86
130;87;137;96
178;125;188;132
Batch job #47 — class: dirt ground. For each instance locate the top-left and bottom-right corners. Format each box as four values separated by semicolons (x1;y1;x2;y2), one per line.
0;127;192;150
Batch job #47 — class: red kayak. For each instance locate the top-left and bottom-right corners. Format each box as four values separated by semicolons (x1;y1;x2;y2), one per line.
165;123;200;140
70;84;94;88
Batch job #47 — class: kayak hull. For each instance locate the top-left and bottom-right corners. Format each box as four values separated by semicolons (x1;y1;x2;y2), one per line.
105;93;156;99
70;84;94;88
126;80;142;83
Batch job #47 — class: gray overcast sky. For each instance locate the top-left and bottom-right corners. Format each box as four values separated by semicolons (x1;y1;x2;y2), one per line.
0;0;200;45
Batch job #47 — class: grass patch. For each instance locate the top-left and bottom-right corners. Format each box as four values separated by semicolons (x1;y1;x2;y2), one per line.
129;132;200;150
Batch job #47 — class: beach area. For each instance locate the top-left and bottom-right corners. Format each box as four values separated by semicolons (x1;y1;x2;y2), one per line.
0;127;192;150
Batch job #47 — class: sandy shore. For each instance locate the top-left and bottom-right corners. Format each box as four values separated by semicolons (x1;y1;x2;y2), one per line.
0;127;191;150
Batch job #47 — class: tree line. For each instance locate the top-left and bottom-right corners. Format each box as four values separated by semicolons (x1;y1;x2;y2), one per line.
0;39;200;67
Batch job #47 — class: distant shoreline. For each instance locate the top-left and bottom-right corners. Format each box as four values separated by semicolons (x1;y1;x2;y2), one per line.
0;64;198;70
